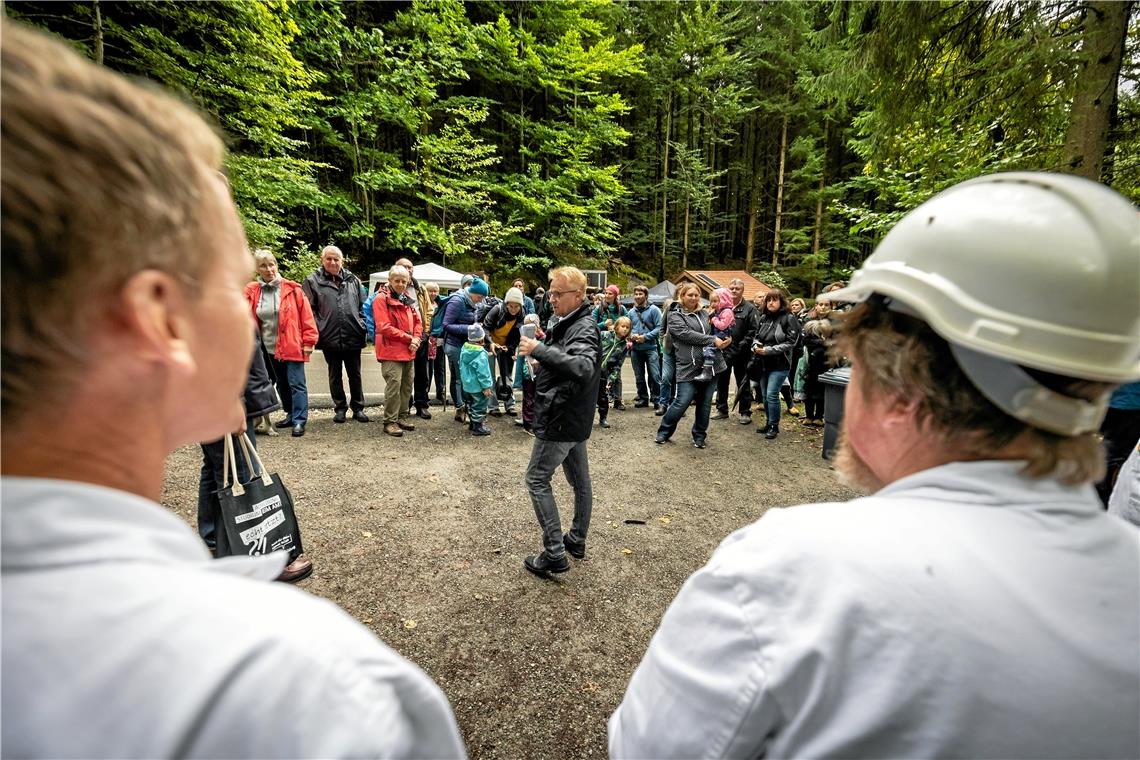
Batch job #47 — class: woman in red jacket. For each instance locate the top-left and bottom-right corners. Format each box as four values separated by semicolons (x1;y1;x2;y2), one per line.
244;250;319;437
373;264;422;437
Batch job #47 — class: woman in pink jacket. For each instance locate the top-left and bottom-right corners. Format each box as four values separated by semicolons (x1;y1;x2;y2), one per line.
373;264;422;437
244;249;319;437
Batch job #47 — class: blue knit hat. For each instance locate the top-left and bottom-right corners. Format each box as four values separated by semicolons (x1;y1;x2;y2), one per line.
467;323;485;342
468;277;489;297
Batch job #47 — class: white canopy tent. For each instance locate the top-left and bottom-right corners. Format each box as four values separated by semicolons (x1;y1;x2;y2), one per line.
368;262;465;294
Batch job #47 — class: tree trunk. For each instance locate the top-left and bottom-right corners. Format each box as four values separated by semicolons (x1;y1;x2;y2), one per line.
682;199;690;270
660;93;672;278
93;0;104;65
1062;0;1131;180
772;113;789;268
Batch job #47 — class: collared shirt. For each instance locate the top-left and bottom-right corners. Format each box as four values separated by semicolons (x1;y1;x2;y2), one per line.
2;478;466;759
609;461;1140;759
1109;443;1140;526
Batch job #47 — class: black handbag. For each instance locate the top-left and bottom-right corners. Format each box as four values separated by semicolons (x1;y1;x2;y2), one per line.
214;434;304;561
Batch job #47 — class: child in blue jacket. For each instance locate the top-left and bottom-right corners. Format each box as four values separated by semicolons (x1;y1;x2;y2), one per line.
460;323;494;436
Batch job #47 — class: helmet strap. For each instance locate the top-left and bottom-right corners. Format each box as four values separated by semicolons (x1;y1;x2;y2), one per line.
949;344;1108;436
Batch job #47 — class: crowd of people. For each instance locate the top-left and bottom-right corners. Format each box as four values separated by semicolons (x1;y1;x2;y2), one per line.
4;20;1138;760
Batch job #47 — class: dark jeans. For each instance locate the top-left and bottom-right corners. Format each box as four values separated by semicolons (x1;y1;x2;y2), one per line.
715;351;753;416
266;350;309;424
525;438;592;558
754;369;790;429
629;349;661;404
444;342;464;408
657;379;715;445
597;377;611;422
197;426;259;549
1097;407;1140;504
658;351;676;408
412;339;431;411
322;348;364;413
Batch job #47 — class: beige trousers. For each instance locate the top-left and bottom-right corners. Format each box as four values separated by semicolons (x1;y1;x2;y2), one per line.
380;360;414;424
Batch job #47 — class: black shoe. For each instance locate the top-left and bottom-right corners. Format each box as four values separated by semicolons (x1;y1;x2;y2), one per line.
599;419;611;428
711;410;729;420
655;434;668;444
353;410;370;423
765;425;779;440
613;401;628;411
633;400;649;408
489;407;503;417
524;551;570;577
654;405;666;416
472;424;492;436
415;407;432;420
291;423;305;437
504;408;517;417
563;533;586;559
333;409;347;424
274;418;293;429
693;440;707;449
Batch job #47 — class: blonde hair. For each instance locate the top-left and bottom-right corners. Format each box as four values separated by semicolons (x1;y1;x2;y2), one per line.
612;316;633;337
2;22;226;419
838;299;1110;485
675;283;702;310
550;266;586;293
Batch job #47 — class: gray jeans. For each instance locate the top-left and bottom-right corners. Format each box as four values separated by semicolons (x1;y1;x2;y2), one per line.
525;438;592;558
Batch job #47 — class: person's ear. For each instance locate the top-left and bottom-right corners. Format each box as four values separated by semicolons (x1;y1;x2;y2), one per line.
115;270;196;376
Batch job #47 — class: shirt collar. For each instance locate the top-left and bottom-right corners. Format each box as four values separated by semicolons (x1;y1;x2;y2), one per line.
1;477;286;580
875;460;1101;512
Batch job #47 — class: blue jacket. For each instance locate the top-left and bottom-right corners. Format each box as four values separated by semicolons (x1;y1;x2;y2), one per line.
627;304;662;353
441;290;479;348
459;341;493;393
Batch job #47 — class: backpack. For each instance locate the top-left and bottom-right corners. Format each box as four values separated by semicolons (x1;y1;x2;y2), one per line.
363;290;379;341
429;294;455;338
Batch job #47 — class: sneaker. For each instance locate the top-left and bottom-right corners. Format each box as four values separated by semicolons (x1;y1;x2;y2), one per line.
738;414;752;425
563;533;586;560
655;434;668;444
333;409;347;424
523;551;570;577
352;410;370;423
599;419;611;428
514;417;525;427
384;423;404;437
397;420;416;432
711;410;729;420
471;424;492;436
693;440;707;449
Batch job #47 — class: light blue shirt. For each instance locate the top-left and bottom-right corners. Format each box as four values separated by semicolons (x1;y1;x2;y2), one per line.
2;478;466;759
609;461;1140;759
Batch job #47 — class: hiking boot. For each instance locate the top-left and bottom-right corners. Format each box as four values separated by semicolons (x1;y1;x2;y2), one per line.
471;423;492;436
765;424;780;440
524;551;570;577
333;409;347;424
563;533;586;560
599;419;611;428
384;423;404;437
397;419;416;432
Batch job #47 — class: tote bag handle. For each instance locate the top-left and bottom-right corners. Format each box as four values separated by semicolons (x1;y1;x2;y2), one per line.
222;432;273;496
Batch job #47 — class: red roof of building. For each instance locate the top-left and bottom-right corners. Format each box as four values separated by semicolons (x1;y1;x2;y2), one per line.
672;270;770;302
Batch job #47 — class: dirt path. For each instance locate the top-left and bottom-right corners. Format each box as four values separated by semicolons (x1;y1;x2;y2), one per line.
162;404;856;759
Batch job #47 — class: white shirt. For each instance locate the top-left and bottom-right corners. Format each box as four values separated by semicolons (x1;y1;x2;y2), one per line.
2;478;466;759
609;461;1140;759
1109;444;1140;527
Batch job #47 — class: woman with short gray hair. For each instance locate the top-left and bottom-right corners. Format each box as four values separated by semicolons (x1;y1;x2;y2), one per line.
372;264;422;437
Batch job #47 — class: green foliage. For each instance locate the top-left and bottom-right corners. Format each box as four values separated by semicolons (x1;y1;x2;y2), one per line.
278;245;322;284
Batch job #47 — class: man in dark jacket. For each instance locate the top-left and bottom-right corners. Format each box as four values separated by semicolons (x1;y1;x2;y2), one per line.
302;246;368;423
712;277;759;424
517;266;601;578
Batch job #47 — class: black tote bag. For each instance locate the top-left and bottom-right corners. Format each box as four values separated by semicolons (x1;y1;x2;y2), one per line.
214;434;304;561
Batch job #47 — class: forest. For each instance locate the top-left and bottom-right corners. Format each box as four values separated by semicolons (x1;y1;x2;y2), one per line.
7;0;1137;295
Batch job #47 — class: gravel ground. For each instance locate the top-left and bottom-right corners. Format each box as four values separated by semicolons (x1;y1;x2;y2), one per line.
161;403;856;759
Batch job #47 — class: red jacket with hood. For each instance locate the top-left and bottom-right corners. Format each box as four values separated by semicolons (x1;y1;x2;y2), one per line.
244;279;319;362
373;287;422;362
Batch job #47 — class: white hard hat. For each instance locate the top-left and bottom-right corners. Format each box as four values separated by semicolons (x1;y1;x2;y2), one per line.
829;172;1139;435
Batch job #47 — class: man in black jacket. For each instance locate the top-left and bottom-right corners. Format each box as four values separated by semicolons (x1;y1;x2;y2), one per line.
712;278;759;424
302;246;368;424
517;266;601;577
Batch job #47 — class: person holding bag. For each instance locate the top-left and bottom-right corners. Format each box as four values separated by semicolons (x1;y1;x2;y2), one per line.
197;333;313;582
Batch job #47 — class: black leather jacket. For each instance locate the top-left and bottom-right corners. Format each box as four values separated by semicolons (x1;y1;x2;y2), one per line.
531;301;600;442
